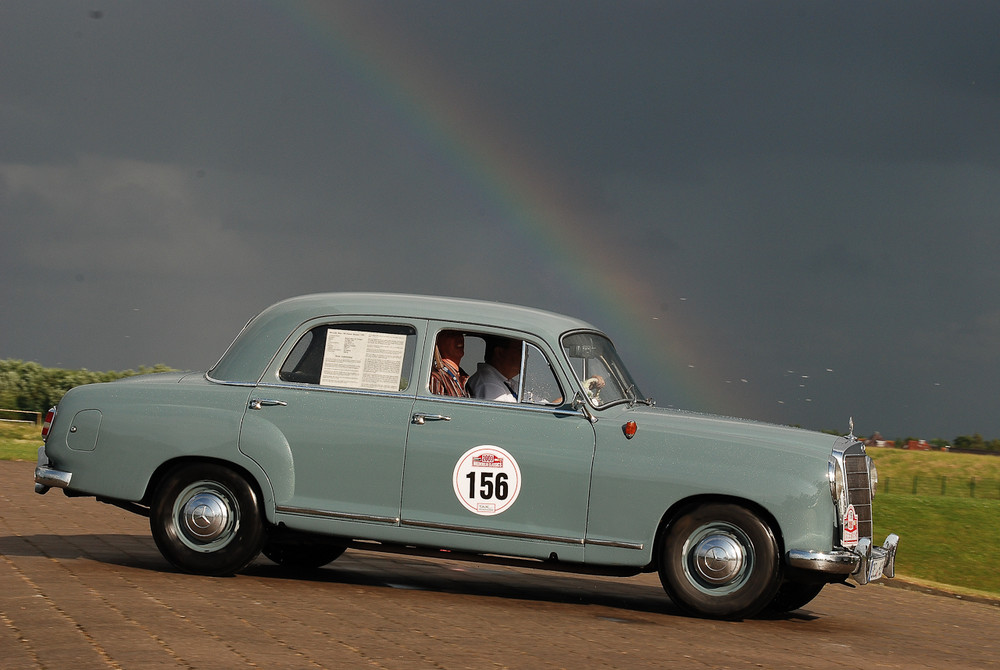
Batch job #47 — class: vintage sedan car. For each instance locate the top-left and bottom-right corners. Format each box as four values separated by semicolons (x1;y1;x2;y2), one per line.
35;293;898;619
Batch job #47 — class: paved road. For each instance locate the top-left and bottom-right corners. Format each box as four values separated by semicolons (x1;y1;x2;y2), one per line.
2;460;997;669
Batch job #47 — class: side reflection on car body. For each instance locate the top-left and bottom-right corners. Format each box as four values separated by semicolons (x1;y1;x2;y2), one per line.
34;293;898;619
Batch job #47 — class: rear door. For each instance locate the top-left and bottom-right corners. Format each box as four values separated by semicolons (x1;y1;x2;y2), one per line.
239;318;422;526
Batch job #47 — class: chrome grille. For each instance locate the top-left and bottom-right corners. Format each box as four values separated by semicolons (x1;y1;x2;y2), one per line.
844;450;873;540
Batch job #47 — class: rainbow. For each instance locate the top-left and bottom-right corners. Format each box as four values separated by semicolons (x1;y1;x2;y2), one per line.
262;2;751;416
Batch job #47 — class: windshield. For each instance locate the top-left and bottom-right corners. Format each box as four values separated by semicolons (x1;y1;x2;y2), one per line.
561;332;644;407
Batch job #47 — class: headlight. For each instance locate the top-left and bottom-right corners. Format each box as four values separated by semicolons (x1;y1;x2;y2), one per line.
828;455;848;511
867;456;878;498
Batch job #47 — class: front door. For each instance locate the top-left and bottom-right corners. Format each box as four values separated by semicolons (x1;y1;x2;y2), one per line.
400;327;596;561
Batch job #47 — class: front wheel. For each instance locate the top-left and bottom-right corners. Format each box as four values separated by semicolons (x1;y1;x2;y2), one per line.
658;503;781;619
150;463;265;576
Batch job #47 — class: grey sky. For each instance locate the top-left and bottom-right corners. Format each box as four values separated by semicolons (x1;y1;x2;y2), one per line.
2;1;998;441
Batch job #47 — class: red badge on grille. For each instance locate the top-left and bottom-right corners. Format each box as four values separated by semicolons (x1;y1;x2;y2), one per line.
842;504;859;547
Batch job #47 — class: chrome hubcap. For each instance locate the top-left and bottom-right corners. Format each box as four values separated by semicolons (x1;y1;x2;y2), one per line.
181;492;230;542
683;522;753;594
692;533;745;585
173;481;239;552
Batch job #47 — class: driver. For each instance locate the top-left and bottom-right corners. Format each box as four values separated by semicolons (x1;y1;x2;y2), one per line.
467;336;522;402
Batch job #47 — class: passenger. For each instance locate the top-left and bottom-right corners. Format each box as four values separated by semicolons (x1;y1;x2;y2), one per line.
467;336;522;402
430;330;469;397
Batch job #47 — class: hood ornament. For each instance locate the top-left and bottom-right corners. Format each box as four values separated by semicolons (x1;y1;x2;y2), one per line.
847;417;856;441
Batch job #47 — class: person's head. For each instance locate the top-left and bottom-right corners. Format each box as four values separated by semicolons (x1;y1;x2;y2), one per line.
436;330;465;365
484;336;522;378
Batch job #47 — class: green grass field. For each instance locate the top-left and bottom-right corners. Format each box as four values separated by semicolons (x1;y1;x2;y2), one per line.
0;421;40;461
868;447;1000;597
3;422;995;596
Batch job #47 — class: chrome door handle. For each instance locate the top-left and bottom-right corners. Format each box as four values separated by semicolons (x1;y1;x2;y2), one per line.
249;398;288;410
412;413;451;425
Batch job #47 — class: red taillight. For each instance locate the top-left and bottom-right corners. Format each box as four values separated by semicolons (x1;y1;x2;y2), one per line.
41;408;56;441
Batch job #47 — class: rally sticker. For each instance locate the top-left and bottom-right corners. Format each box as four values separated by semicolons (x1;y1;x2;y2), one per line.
842;504;859;547
452;445;521;516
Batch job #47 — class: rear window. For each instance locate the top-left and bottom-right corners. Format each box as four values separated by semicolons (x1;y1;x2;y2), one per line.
280;323;417;392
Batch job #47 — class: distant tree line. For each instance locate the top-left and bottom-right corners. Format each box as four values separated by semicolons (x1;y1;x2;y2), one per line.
4;359;1000;453
873;434;1000;454
0;359;174;415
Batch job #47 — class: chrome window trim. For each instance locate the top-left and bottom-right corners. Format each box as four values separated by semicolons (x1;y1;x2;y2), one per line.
256;381;417;401
204;373;256;387
416;394;586;418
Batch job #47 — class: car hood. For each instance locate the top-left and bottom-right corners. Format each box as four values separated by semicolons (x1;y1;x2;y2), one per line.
617;404;851;458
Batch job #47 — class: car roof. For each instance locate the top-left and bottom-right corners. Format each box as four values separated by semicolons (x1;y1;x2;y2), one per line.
210;293;599;383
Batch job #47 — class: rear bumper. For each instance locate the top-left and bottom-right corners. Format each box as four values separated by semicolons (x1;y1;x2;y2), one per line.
787;533;899;585
34;446;73;494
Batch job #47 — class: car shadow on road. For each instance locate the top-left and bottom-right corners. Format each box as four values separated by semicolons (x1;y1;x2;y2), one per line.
0;535;819;622
0;533;167;571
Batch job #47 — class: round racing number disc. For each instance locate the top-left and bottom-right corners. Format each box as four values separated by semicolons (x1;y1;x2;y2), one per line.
452;445;521;516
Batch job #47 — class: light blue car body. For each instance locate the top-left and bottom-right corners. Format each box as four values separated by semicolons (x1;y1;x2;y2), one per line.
36;293;896;614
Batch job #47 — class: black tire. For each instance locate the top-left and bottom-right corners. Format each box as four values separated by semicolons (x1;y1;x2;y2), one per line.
262;540;346;569
658;503;781;620
150;462;265;576
767;581;825;613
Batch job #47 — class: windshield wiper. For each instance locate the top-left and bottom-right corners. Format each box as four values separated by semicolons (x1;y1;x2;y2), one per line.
624;383;655;407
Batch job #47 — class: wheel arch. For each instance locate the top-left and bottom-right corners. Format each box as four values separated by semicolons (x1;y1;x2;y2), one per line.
142;456;276;524
650;494;786;573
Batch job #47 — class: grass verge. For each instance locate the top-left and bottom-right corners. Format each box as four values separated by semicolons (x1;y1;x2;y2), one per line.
0;421;39;461
876;494;999;595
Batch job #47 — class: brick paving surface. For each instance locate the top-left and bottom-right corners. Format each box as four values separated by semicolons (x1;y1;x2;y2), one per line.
2;460;998;669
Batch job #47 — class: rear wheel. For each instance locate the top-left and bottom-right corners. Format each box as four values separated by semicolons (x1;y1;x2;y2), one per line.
658;503;781;619
150;463;264;576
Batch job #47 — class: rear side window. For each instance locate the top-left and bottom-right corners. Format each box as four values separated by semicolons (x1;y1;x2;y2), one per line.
280;323;417;392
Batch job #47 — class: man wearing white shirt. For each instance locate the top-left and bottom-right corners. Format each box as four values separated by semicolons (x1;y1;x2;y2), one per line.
467;336;522;402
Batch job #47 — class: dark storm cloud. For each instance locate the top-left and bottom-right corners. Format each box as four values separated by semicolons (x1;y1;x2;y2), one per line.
2;1;998;440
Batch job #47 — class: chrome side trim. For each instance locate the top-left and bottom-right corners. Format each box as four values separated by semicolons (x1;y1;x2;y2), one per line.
276;505;400;525
401;519;584;545
585;538;645;551
275;506;643;550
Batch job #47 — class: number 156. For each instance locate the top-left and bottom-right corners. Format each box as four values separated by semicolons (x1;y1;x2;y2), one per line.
466;471;509;500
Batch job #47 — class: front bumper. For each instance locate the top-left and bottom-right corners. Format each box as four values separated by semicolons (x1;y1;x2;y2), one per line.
34;446;73;494
787;533;899;585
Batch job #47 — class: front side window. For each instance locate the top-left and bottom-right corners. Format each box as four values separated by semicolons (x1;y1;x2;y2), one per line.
519;342;563;406
435;329;563;406
561;332;642;407
280;323;417;392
